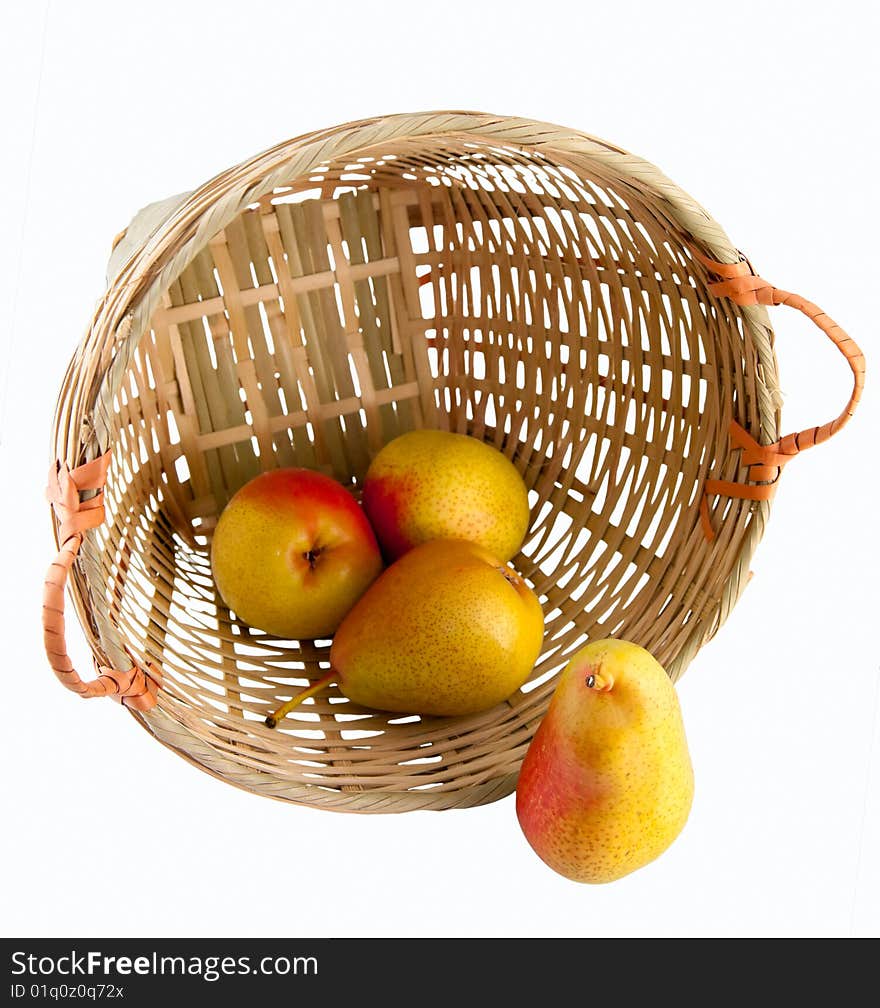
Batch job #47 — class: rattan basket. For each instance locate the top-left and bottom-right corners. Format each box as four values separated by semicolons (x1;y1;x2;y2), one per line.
45;111;864;813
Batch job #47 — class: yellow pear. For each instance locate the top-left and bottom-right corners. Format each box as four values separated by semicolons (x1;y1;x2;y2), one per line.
516;638;694;883
361;429;530;563
265;538;544;724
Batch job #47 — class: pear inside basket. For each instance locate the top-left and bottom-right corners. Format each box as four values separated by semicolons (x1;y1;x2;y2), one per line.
63;119;778;812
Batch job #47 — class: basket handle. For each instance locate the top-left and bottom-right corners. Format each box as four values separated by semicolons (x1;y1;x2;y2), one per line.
695;250;865;541
43;453;161;711
695;251;865;461
766;288;864;455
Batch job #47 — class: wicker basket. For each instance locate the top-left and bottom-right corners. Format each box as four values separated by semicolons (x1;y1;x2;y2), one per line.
44;111;864;813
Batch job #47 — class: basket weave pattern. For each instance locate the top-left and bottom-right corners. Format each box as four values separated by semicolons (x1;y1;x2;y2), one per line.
50;112;804;812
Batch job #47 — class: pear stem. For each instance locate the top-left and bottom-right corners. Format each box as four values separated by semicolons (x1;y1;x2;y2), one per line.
592;670;614;692
265;670;336;728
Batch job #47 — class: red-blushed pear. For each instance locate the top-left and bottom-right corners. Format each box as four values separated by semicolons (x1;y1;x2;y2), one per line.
265;538;544;725
210;468;382;640
361;429;530;563
516;638;694;884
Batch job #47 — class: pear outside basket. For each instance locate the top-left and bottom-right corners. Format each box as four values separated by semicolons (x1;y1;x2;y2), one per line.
44;111;864;813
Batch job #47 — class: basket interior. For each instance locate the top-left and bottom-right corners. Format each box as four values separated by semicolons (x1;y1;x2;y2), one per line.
88;135;761;809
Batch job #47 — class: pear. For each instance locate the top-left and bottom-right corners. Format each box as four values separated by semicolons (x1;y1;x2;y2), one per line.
265;538;544;724
362;429;530;563
516;638;694;883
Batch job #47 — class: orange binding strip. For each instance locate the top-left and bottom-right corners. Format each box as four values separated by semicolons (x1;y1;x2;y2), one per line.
43;453;161;711
694;250;865;541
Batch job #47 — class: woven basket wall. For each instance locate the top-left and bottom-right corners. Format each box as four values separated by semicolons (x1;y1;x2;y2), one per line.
47;110;859;813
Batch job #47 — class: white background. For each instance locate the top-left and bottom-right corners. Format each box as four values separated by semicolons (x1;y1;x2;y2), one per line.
2;0;877;938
